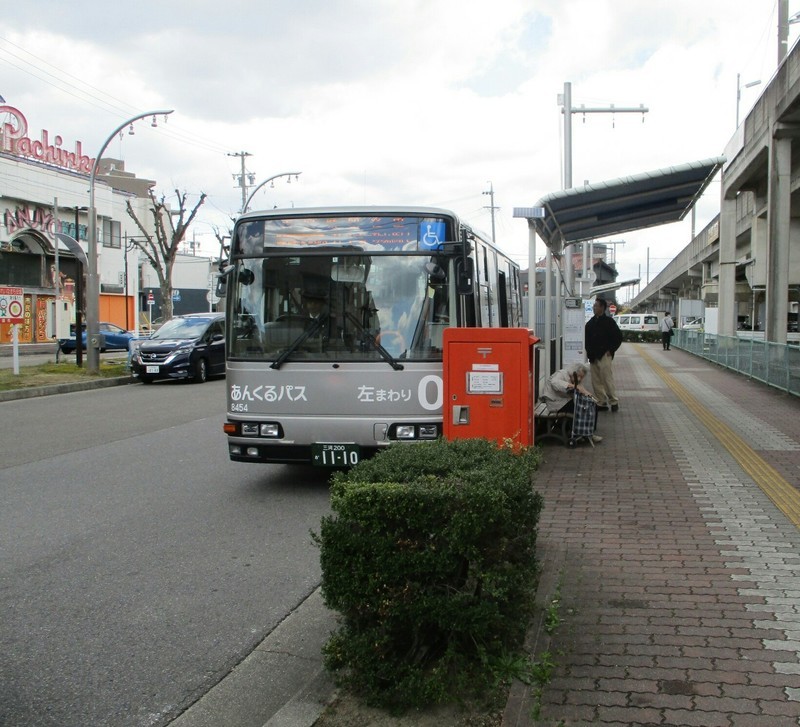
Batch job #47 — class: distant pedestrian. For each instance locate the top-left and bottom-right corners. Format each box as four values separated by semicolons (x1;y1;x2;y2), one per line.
661;312;674;350
584;298;623;412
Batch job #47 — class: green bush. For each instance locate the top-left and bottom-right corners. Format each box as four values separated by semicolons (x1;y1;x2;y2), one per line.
314;438;543;712
621;329;661;343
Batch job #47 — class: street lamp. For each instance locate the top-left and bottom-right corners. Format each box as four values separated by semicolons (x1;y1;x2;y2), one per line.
73;205;88;366
243;172;302;213
86;109;173;373
736;73;761;128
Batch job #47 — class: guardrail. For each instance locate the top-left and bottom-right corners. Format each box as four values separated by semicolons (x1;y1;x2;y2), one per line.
673;330;800;397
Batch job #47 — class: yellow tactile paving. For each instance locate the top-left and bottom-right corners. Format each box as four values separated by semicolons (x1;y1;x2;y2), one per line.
638;345;800;529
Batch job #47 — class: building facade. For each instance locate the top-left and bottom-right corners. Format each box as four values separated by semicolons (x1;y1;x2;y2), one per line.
0;104;215;344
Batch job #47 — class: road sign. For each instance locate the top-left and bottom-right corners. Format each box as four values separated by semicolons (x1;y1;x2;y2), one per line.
609;304;617;316
147;290;154;303
0;286;24;324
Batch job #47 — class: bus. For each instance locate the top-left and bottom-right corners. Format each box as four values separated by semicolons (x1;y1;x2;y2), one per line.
221;206;523;466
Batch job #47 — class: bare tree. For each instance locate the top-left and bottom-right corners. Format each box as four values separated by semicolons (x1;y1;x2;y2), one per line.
209;223;233;311
126;189;207;322
210;222;232;265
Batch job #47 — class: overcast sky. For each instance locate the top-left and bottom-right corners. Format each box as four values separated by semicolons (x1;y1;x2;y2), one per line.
0;1;790;298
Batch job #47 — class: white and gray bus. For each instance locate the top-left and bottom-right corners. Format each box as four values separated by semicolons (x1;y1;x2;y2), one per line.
222;206;523;466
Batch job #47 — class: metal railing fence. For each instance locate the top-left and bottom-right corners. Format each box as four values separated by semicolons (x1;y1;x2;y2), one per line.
673;330;800;397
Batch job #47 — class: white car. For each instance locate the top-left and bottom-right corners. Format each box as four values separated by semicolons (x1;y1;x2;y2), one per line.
682;317;704;330
614;313;661;331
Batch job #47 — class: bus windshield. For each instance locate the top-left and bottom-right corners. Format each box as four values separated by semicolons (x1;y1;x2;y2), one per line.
229;252;452;364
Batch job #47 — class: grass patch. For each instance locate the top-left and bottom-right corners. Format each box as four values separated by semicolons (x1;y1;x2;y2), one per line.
0;360;130;391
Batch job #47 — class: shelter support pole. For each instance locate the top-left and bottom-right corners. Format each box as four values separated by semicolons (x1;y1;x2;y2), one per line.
544;248;553;376
555;251;562;372
527;221;537;332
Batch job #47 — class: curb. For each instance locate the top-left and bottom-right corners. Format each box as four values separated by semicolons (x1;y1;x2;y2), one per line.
169;586;337;727
0;376;135;403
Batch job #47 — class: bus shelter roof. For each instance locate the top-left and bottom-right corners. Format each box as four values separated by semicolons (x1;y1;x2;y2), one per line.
521;157;725;253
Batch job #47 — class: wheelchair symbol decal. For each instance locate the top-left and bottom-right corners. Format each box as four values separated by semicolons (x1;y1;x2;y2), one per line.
419;221;445;250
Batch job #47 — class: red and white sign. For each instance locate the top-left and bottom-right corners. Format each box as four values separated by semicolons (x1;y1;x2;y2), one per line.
608;304;617;316
0;105;95;173
0;286;25;324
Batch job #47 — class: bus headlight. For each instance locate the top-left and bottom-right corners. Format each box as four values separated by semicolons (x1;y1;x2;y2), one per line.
418;425;438;439
224;421;283;438
395;425;416;439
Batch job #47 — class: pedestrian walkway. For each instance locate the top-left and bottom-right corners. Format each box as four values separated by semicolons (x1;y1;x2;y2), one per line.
504;342;800;726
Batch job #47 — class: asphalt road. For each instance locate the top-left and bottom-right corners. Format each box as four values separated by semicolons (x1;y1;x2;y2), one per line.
0;378;334;727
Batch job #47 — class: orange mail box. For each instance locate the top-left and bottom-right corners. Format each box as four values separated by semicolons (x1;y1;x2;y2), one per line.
443;328;538;447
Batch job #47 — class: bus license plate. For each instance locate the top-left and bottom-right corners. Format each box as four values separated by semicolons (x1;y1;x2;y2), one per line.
311;443;360;467
146;365;160;374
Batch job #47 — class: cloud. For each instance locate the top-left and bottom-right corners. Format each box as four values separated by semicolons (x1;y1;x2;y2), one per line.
0;0;788;285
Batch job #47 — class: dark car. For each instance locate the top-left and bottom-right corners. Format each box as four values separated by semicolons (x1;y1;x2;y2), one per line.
131;313;225;384
59;322;135;353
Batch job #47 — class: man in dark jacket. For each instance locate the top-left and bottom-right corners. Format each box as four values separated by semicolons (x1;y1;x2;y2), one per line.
584;298;623;411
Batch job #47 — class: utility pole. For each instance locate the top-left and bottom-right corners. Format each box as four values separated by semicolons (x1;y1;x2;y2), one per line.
558;82;648;295
228;151;254;213
482;181;497;243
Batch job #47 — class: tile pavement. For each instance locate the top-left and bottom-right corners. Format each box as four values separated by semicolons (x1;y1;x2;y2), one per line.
503;342;800;726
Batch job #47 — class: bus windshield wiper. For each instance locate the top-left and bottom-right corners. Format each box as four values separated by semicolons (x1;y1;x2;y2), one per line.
344;312;404;371
269;315;327;370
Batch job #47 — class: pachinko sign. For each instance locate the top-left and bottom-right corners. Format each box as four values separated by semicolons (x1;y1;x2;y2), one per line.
0;105;95;173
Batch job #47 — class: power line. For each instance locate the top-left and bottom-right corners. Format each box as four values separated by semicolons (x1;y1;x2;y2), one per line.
0;36;231;156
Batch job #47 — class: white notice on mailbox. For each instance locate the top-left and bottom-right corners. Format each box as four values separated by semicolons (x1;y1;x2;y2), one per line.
467;364;502;394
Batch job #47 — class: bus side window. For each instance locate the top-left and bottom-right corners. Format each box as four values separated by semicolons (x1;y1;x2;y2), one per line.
473;240;490;326
498;270;509;327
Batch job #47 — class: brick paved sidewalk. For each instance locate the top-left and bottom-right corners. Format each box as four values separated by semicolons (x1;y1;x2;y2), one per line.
504;343;800;726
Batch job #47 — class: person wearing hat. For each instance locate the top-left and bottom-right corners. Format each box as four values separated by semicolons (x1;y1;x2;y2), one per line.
301;290;328;321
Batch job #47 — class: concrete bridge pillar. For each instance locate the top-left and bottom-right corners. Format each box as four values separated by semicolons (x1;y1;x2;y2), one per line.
767;132;792;344
718;196;738;337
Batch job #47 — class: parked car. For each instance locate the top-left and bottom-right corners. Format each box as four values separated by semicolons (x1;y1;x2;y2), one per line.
131;312;225;384
614;313;661;331
737;315;758;331
58;322;135;353
682;317;704;330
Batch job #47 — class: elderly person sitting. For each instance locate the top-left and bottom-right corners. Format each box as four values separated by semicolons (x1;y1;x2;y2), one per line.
540;362;602;444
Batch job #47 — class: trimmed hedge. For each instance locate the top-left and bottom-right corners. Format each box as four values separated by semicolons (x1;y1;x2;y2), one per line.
621;329;661;343
314;438;543;711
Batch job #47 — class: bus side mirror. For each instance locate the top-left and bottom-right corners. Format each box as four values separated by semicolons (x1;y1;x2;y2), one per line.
216;265;234;297
456;258;474;295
